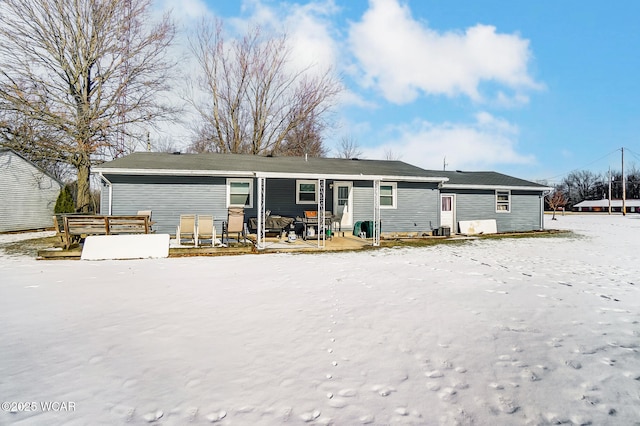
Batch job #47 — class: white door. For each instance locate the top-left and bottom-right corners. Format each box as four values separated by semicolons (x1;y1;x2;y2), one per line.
440;194;455;231
333;181;353;229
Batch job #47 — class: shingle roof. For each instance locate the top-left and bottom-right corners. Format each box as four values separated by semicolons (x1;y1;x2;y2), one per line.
440;170;548;189
95;152;447;180
95;152;548;189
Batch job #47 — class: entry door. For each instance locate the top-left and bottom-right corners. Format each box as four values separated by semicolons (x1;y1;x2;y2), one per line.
333;182;353;229
440;194;456;231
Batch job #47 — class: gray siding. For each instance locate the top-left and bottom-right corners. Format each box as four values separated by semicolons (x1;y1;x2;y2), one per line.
352;181;439;234
104;175;226;234
101;175;442;235
0;151;62;232
442;189;543;232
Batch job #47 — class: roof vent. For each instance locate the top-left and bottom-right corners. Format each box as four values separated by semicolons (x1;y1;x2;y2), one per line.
172;151;181;155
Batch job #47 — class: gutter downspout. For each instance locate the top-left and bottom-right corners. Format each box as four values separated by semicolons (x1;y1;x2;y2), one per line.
541;190;552;230
97;173;113;215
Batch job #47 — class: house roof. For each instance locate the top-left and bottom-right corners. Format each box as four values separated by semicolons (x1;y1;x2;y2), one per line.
94;152;549;190
94;152;449;182
440;170;549;191
0;148;64;186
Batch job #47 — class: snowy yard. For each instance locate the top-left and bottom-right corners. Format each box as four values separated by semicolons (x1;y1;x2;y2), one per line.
1;215;639;425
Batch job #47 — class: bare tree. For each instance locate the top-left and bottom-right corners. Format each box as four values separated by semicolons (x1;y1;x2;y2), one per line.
546;189;567;220
187;20;341;156
151;136;180;154
335;135;363;159
561;170;603;204
275;111;327;157
0;0;178;212
1;112;73;181
383;148;402;161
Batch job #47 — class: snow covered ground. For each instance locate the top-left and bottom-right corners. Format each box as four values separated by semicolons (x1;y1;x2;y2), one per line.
1;215;639;425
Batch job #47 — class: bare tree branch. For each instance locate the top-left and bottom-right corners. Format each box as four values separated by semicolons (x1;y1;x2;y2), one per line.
0;0;179;211
186;20;341;156
335;135;363;159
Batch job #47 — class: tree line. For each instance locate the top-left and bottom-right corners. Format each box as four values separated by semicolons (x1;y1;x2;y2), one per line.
544;167;640;211
0;0;343;212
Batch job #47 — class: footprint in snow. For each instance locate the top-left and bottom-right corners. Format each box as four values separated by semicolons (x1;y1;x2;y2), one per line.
142;410;163;422
300;410;321;422
438;387;457;402
498;397;519;414
359;414;375;424
425;370;444;378
426;381;440;391
371;384;396;396
206;410;227;423
338;388;358;397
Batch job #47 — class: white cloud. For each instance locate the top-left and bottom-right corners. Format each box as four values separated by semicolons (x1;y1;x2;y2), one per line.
155;0;212;25
348;0;541;104
362;112;535;170
223;0;341;75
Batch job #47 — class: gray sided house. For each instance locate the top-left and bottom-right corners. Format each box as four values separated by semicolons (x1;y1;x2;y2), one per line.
0;148;63;233
439;170;549;234
93;152;549;246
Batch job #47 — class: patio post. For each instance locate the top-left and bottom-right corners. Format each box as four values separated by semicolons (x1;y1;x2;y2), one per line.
257;177;266;250
317;178;326;249
373;180;380;246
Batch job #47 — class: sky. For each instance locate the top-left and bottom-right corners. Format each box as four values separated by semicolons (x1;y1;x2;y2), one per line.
157;0;640;183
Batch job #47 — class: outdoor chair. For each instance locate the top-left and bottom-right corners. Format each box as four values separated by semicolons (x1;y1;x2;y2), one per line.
176;214;197;246
223;207;247;245
196;215;216;247
137;210;154;232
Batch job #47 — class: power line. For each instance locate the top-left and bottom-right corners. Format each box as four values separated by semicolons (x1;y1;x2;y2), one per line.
542;148;622;182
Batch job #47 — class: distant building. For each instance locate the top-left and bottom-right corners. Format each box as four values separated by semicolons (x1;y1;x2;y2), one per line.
573;199;640;213
0;148;63;232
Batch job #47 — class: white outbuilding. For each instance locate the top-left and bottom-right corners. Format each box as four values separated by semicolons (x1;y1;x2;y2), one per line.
0;148;63;232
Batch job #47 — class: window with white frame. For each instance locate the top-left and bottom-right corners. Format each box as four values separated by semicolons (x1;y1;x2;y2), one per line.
227;179;253;207
380;182;397;209
496;190;510;212
296;180;317;204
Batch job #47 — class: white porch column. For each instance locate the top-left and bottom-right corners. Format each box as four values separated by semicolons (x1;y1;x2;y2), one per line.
257;177;266;250
373;180;381;246
317;178;326;249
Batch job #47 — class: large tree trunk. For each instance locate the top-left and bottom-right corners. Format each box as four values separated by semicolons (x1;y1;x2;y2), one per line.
76;153;92;213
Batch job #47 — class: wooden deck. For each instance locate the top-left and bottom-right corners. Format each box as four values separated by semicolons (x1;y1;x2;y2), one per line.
37;234;374;260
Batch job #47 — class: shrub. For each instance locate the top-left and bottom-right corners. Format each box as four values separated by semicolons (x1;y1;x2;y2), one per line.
54;184;75;213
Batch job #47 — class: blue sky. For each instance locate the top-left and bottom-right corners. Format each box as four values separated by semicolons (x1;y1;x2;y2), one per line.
161;0;640;183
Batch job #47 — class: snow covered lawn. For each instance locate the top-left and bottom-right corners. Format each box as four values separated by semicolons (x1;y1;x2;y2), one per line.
1;215;639;425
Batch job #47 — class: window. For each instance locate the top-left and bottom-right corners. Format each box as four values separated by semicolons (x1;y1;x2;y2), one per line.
496;190;510;212
228;179;253;207
380;182;397;209
296;180;317;204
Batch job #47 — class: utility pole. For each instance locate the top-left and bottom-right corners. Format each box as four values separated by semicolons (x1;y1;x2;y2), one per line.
622;147;626;216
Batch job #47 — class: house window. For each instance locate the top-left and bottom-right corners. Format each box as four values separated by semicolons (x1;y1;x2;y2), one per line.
380;182;397;209
496;190;510;212
228;179;253;208
296;180;317;204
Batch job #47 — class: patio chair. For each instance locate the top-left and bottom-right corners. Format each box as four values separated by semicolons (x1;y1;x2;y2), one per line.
223;207;247;245
176;214;197;246
137;210;154;232
196;215;216;247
